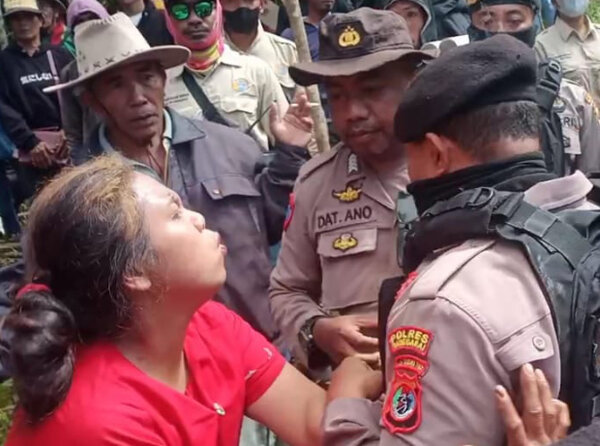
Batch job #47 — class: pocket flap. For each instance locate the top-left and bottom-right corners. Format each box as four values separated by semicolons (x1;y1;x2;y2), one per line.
220;97;256;114
201;174;261;200
317;227;377;258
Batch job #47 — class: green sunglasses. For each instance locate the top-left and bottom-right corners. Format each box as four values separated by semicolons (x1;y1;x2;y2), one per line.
169;0;215;20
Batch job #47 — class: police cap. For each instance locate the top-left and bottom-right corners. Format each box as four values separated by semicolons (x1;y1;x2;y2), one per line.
467;0;541;13
394;34;538;143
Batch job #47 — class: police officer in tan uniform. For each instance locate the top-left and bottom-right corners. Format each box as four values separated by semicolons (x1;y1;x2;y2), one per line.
222;0;298;100
162;0;288;151
535;0;600;106
322;35;597;446
269;9;435;372
466;0;600;175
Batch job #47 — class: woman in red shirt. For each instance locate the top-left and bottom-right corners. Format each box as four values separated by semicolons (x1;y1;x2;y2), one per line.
3;156;325;446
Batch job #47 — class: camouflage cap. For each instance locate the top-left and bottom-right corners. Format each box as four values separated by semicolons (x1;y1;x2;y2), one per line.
289;7;436;86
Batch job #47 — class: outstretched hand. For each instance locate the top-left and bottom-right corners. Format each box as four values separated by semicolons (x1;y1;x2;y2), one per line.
269;89;314;148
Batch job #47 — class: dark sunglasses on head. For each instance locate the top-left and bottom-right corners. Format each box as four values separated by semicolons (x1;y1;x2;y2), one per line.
169;0;215;20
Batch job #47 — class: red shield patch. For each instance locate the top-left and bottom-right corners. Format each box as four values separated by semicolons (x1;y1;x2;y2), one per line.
383;369;423;434
283;193;295;231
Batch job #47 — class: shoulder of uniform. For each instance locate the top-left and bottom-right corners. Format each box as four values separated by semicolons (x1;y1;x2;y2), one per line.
267;32;298;49
297;144;345;184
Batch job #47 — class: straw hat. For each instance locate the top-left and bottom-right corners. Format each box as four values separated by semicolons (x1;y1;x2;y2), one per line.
44;13;190;92
3;0;43;17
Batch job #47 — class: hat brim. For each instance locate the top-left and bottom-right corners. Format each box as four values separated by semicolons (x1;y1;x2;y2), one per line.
289;48;437;86
44;45;191;93
3;7;43;17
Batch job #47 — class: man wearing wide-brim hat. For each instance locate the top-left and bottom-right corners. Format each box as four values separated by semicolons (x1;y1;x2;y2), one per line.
46;12;314;351
269;8;436;377
0;0;73;199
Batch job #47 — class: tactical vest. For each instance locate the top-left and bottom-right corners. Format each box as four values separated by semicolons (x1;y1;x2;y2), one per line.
380;187;600;431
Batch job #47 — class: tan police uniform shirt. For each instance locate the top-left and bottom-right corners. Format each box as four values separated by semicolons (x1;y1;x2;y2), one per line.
555;79;600;174
164;46;289;151
322;171;596;446
226;22;298;100
535;16;600;106
269;144;410;363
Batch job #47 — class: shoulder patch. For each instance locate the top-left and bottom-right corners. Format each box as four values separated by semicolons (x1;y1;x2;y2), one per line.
384;326;434;435
297;144;343;183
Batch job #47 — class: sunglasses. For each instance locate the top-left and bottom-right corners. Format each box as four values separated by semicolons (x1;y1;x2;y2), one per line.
169;0;215;20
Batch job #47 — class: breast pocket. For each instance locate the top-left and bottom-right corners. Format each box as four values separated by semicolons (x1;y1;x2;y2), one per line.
219;97;259;129
200;174;264;237
316;227;379;309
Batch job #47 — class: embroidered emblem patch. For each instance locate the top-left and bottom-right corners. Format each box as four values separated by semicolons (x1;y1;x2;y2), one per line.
383;370;422;434
333;233;358;251
347;153;359;174
384;327;434;435
388;326;433;357
232;78;250;93
332;181;363;203
338;25;361;48
395;271;419;300
283;193;295;231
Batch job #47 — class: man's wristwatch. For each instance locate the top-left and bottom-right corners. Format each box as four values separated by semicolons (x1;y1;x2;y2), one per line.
298;315;330;369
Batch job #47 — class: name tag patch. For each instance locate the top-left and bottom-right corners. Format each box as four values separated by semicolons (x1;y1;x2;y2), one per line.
316;205;373;231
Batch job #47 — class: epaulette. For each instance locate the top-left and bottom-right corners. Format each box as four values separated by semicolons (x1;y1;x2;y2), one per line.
297;144;342;183
268;32;298;49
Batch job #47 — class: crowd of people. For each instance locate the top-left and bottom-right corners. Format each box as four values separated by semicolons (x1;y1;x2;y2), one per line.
0;0;599;445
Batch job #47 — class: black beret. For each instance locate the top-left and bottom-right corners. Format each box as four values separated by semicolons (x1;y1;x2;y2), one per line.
394;34;538;143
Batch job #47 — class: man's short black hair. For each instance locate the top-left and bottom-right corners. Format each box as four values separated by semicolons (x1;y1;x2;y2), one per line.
433;100;540;162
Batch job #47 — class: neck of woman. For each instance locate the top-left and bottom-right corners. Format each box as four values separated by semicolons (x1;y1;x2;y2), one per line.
115;304;194;392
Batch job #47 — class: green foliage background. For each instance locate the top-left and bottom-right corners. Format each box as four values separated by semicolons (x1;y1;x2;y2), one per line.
590;1;600;23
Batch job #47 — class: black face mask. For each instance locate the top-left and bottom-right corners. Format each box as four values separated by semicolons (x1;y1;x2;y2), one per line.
467;24;537;47
223;7;260;34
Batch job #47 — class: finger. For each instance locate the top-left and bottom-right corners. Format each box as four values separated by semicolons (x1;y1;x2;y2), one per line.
520;364;546;440
535;369;557;438
353;352;380;367
552;400;570;440
353;316;379;329
268;102;280;126
346;330;379;349
495;385;528;446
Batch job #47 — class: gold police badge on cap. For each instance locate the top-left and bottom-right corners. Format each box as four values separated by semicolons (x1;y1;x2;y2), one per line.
338;25;361;48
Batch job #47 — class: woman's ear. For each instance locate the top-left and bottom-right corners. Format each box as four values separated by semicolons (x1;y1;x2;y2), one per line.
123;274;152;293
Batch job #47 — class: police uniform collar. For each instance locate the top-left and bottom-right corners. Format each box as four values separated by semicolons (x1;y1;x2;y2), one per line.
555;15;598;42
524;170;593;211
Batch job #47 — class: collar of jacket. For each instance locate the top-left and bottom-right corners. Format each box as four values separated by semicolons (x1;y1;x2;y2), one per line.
88;108;206;160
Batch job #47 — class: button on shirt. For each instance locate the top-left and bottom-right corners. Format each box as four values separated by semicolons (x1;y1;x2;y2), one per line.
6;301;286;446
226;22;298;100
535;16;600;106
165;46;289;151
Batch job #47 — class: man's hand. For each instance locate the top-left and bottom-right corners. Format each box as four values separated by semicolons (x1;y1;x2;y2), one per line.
313;315;379;367
500;364;570;446
270;89;313;148
328;356;383;402
464;365;570;446
30;141;53;169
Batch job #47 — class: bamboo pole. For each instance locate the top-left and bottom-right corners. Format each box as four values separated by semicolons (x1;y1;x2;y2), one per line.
282;0;331;153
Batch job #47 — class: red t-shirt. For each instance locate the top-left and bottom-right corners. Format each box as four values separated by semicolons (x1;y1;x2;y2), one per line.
7;301;286;446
